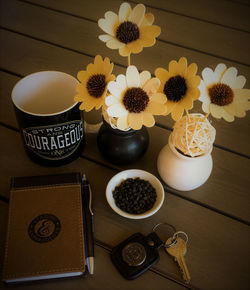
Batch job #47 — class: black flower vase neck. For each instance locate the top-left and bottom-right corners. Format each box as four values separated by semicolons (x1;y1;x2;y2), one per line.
97;120;149;165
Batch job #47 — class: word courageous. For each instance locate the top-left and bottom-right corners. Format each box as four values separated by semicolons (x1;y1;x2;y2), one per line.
23;121;83;154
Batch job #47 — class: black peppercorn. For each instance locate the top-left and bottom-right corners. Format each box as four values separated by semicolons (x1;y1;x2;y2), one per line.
112;178;157;214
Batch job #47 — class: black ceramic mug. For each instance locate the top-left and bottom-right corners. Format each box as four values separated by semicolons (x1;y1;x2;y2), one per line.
12;71;85;166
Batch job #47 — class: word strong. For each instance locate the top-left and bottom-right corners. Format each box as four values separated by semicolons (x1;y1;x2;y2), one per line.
23;121;84;160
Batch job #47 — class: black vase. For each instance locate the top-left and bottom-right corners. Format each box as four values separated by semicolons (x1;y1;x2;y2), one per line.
97;120;149;165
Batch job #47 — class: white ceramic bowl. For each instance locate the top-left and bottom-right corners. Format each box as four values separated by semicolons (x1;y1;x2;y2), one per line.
106;169;165;219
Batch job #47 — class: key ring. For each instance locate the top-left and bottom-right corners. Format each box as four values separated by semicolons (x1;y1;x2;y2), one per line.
152;222;176;247
173;231;189;244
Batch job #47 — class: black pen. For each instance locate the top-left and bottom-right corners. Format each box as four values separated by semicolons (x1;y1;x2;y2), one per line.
82;174;94;275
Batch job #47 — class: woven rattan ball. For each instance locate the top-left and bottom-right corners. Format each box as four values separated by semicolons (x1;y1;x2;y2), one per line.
172;113;216;157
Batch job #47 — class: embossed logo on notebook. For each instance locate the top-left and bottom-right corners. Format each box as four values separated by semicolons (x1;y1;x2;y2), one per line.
28;214;61;243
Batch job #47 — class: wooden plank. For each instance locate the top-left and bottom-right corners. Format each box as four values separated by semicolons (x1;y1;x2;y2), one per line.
29;0;250;33
0;205;183;290
134;0;250;32
23;0;250;65
0;32;250;158
0;201;8;274
0;126;250;289
1;38;250;222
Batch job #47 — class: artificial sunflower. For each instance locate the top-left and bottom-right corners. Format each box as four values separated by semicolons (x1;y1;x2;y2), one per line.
199;63;250;122
74;55;115;111
155;57;201;121
98;2;161;57
105;65;167;130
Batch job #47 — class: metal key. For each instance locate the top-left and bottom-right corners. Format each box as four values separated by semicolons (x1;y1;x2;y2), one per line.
165;236;191;283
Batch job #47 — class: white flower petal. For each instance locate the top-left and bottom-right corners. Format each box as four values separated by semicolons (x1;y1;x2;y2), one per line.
126;65;140;88
105;95;120;106
202;68;217;86
139;71;151;87
221;110;235;122
106;38;124;49
143;78;160;94
214;63;227;81
107;103;127;117
128;3;145;27
232;75;246;89
98;34;113;42
202;102;210;113
117;113;129;130
221;67;237;86
198;80;210;103
98;18;115;36
116;74;127;91
119;2;132;22
105;11;118;25
210;103;224;119
107;81;123;98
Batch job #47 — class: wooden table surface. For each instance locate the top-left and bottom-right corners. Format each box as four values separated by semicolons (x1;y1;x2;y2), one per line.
0;0;250;289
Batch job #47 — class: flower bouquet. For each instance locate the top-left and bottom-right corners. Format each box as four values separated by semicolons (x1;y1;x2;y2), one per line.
74;2;250;181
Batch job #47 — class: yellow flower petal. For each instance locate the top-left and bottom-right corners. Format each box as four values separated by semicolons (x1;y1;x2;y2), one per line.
128;113;143;130
140;71;151;87
165;101;176;114
145;101;166;115
179;95;193;110
126;39;143;54
142;13;154;26
233;88;250;102
221;110;235;122
186;75;201;88
224;103;247;118
77;71;88;82
155;67;170;84
186;63;198;77
171;105;184;121
169;60;178;75
80;100;95;112
143;77;160;95
119;45;130;56
119;2;132;22
143;112;155;127
140;25;161;47
128;3;145;27
150;93;166;104
177;57;187;75
210;103;224;119
74;94;84;102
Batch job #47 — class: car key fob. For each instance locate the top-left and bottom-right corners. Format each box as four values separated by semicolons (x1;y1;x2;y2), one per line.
111;232;163;280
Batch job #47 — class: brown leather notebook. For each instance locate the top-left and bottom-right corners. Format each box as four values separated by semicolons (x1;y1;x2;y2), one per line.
2;172;86;284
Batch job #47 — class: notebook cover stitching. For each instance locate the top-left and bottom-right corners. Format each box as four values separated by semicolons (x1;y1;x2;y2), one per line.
3;184;85;279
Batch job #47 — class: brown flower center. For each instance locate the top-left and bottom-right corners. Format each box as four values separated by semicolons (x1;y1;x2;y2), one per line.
164;75;187;102
123;88;149;113
86;74;106;98
116;21;140;44
208;83;234;106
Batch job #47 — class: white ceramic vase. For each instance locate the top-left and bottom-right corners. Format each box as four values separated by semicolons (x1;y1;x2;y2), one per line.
157;134;213;191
